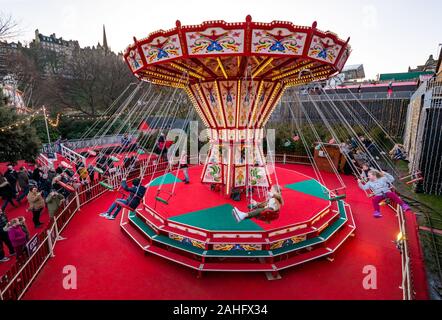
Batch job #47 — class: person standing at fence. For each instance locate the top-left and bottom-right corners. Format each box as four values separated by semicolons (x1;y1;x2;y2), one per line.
17;167;30;203
0;210;15;262
27;187;45;228
17;216;30;242
46;190;65;220
39;173;52;198
6;218;27;259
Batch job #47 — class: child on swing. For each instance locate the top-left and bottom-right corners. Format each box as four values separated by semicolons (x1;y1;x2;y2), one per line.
232;185;283;222
358;170;410;218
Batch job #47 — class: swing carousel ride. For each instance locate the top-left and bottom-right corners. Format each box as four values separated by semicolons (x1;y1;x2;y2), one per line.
108;16;357;274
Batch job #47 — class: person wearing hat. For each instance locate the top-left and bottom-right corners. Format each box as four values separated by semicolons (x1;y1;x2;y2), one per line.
232;185;284;222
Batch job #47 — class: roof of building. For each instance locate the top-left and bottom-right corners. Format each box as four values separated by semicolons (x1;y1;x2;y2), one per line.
342;64;363;71
379;71;434;82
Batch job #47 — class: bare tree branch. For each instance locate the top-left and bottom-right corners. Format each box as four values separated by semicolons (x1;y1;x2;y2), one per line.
0;12;20;41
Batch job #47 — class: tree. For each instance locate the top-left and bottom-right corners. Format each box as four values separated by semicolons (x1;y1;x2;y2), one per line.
52;48;133;115
0;12;19;41
0;92;41;164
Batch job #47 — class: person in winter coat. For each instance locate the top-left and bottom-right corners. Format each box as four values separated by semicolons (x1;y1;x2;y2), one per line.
27;187;45;228
17;167;30;202
32;165;42;184
46;190;65;219
17;216;30;242
0;173;17;211
6;218;27;259
0;210;15;262
4;165;18;197
38;173;52;198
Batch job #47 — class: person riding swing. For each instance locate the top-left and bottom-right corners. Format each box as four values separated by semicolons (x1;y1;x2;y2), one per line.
232;185;284;223
99;178;146;220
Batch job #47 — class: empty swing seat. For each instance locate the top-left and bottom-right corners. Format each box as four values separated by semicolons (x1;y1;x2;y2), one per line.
406;177;423;185
155;196;169;205
87;150;97;156
99;181;114;190
110;156;119;162
57;181;75;192
137;149;146;155
94;166;104;174
329;194;346;201
60;161;73;169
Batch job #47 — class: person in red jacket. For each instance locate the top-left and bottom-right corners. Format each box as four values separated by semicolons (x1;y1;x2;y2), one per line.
6;218;27;259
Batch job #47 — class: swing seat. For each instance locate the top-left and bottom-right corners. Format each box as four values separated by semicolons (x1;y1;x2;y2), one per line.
329;194;346;201
155;196;169;205
110;156;119;162
93;166;104;174
57;181;75;192
60;161;73;170
99;181;114;190
87;150;97;156
137;149;146;155
256;209;280;222
406;177;423;185
115;200;134;212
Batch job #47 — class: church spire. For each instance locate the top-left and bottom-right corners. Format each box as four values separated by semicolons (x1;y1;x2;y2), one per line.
103;24;109;54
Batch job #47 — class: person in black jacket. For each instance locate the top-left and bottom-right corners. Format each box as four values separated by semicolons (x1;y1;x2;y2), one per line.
0;209;15;262
32;165;42;183
99;178;146;220
0;174;17;211
4;165;18;198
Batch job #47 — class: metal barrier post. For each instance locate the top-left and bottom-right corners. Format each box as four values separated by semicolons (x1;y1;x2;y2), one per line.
47;229;55;258
75;192;81;211
283;153;286;164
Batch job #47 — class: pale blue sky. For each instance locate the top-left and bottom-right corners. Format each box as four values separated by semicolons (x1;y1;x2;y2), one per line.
1;0;441;79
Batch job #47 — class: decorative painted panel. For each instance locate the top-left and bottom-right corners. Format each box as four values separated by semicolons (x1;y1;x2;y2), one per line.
270;235;307;250
248;166;268;187
141;34;183;64
307;35;342;64
186;28;245;55
234;166;246;187
169;233;205;249
213;243;262;251
127;48;144;72
199;82;225;127
251;28;307;55
219;81;237;127
336;46;350;71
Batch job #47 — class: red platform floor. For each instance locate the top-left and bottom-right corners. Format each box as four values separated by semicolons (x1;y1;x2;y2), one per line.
15;164;428;300
145;166;330;231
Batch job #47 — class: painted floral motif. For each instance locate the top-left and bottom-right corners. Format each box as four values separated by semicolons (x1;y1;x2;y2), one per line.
222;82;236;126
308;36;342;63
336;46;350;71
213;243;262;251
234;167;246;187
204;164;221;183
141;35;182;64
249;166;268;187
187;28;244;55
127;49;143;71
252;29;306;55
270;235;307;250
169;233;205;249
